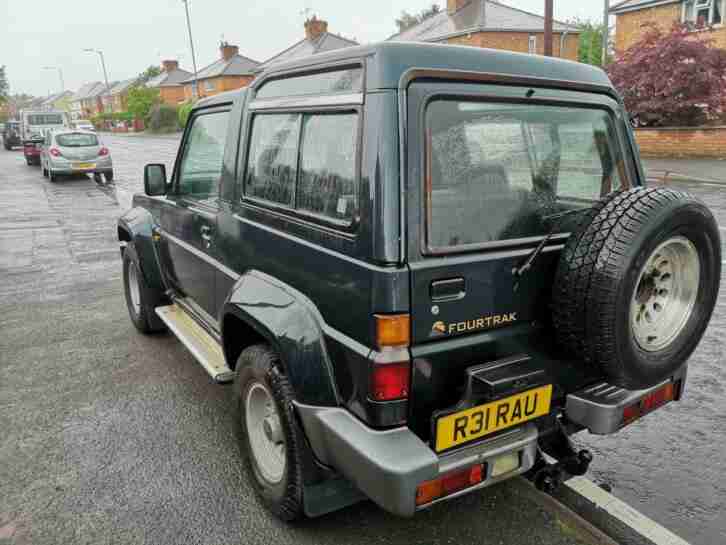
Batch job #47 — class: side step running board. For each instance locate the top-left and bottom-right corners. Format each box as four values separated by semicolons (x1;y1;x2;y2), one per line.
155;305;235;383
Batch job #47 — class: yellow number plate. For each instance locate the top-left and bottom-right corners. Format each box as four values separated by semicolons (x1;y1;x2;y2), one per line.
435;384;552;452
73;162;95;169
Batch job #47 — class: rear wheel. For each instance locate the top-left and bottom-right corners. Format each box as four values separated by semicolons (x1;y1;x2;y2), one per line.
105;170;114;182
122;242;167;333
42;166;48;178
552;187;721;389
237;345;305;521
49;169;57;182
93;172;104;185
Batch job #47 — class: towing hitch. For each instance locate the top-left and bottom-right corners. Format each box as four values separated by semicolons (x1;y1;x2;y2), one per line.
526;420;592;494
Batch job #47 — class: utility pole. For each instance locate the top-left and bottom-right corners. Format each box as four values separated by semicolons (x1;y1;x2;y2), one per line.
182;0;200;99
602;0;609;66
83;48;111;111
544;0;553;56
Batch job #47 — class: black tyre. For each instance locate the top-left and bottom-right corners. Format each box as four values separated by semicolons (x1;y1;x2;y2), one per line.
42;166;48;178
237;345;305;521
122;242;167;334
49;169;57;182
93;172;104;185
105;170;114;182
552;187;720;389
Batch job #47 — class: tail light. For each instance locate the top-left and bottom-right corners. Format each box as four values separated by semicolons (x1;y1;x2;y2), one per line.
622;380;680;426
416;464;486;506
370;314;411;402
49;147;61;157
98;147;109;156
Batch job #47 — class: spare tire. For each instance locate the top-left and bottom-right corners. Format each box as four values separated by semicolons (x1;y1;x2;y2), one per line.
552;187;720;390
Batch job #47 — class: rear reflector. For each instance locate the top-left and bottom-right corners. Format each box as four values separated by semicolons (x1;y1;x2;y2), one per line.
416;464;486;506
374;314;410;348
622;381;679;426
370;361;410;401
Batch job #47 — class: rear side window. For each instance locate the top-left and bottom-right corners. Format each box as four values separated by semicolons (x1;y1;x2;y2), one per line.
177;110;229;202
245;112;358;225
245;114;299;206
56;133;98;147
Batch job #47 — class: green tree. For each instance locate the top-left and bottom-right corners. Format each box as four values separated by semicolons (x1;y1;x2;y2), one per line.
127;85;160;122
395;3;441;33
0;66;9;105
138;65;162;84
570;18;608;67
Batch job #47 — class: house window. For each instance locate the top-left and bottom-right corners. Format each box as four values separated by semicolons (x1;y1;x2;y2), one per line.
528;35;537;54
204;80;215;92
683;0;723;25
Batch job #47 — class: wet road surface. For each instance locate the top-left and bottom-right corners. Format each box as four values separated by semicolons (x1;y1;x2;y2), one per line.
0;134;593;545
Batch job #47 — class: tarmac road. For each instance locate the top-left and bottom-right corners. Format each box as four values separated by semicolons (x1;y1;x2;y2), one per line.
0;137;594;545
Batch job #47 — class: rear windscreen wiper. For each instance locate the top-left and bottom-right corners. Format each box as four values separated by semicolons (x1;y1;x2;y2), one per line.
512;207;594;285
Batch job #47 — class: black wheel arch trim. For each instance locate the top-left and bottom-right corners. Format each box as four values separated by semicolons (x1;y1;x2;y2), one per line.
117;207;166;291
222;270;341;406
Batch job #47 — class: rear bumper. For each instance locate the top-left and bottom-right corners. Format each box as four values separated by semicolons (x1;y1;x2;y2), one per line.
294;402;538;517
49;156;113;175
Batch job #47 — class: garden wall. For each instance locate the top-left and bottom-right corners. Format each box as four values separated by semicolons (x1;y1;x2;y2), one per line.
634;126;726;158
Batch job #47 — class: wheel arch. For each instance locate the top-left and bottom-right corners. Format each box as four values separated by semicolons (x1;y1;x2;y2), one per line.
117;208;165;290
221;270;339;407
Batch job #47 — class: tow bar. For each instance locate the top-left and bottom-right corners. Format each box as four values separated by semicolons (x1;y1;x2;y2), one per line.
526;420;592;494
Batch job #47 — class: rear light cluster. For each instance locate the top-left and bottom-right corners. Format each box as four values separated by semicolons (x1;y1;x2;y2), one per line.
98;147;109;156
370;314;411;402
49;147;61;157
622;380;680;426
416;464;486;506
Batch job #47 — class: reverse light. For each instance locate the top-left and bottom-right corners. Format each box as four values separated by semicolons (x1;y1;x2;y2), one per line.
415;464;485;506
98;146;109;156
370;361;410;401
622;381;680;426
374;313;410;348
49;147;61;157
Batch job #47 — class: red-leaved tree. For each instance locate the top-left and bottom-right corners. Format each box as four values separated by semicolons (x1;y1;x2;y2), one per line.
607;22;726;127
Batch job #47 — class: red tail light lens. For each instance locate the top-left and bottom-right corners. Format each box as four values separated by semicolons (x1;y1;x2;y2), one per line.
370;361;410;401
98;147;109;156
49;147;61;157
416;464;485;506
622;381;679;426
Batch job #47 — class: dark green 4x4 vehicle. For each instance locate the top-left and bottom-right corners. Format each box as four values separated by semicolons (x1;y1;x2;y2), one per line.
118;42;721;520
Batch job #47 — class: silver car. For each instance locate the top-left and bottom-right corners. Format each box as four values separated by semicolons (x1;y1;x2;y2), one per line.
40;129;113;183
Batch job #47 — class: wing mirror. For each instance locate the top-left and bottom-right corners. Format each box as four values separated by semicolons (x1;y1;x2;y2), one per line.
144;163;167;196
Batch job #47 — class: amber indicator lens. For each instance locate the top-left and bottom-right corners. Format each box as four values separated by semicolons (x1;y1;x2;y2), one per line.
374;314;410;348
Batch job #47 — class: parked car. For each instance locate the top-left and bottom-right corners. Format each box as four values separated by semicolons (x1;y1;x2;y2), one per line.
19;110;69;165
73;119;95;132
2;121;21;150
40;129;113;183
117;42;721;521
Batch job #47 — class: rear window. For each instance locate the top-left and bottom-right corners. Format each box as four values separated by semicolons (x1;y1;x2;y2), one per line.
28;114;64;125
56;133;98;147
425;100;629;251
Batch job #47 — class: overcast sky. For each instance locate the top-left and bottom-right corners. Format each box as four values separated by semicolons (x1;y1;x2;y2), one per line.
1;0;605;96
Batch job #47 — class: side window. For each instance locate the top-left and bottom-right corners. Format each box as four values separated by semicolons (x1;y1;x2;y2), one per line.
177;110;229;202
298;113;358;222
245;114;299;206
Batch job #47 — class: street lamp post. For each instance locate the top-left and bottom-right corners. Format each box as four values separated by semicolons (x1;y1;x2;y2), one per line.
83;48;111;111
602;0;610;66
42;66;65;93
182;0;200;99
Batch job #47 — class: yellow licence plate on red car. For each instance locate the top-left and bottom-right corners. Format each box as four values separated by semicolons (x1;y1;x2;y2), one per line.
435;384;552;452
73;162;95;169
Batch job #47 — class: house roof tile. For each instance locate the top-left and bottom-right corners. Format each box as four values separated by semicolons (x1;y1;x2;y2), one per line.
258;31;358;69
180;54;261;83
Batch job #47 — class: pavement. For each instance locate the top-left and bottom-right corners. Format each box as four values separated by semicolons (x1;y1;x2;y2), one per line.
0;137;596;545
642;158;726;184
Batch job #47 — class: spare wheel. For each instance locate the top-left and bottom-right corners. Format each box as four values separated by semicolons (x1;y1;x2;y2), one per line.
552;187;721;390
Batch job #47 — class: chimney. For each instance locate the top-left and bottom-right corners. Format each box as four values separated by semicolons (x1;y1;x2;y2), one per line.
447;0;469;14
220;41;239;61
161;59;179;73
304;15;328;41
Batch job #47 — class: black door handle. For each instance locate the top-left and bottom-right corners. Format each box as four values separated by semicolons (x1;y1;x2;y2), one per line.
430;277;466;302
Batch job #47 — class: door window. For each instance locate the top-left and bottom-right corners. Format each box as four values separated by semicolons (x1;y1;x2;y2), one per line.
177;110;229;204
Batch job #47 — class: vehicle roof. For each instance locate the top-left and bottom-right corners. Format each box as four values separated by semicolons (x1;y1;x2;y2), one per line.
52;128;98;136
257;42;614;93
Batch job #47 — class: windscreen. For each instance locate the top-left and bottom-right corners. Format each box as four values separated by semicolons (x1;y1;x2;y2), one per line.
56;133;99;147
426;100;628;251
28;114;64;125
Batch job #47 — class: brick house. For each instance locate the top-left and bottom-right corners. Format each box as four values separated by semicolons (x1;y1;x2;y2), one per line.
257;16;358;70
389;0;580;60
611;0;726;51
102;78;137;113
79;82;110;118
146;60;192;106
182;43;260;100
